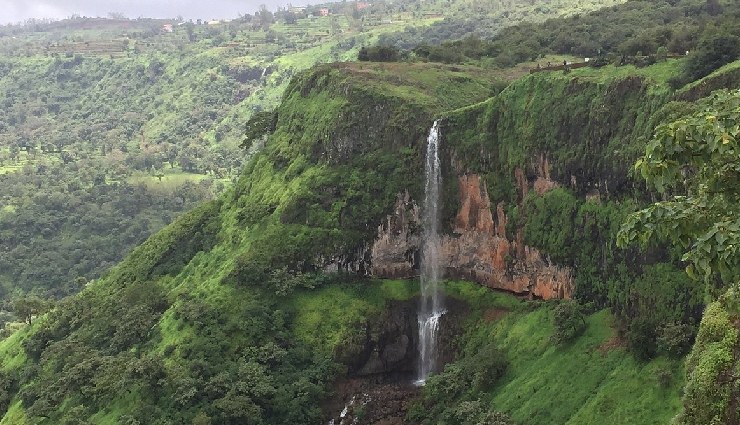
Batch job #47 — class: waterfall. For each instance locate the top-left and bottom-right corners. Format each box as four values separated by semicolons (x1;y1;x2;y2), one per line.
416;120;445;385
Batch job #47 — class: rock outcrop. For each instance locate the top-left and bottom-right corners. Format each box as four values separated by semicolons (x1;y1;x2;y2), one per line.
370;174;574;300
334;296;466;377
370;191;421;279
346;300;418;376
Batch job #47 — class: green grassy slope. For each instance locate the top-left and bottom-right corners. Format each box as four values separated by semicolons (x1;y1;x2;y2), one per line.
490;309;682;424
410;281;684;424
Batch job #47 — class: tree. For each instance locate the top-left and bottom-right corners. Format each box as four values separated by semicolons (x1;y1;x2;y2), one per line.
12;295;49;325
357;45;400;62
682;33;740;83
656;46;668;62
706;0;722;16
618;90;740;290
240;111;277;150
284;11;298;25
258;5;274;31
184;22;196;42
192;412;212;425
151;165;165;182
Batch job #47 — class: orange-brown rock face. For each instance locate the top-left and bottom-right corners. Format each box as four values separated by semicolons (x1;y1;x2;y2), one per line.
370;174;574;300
454;174;494;234
533;154;559;195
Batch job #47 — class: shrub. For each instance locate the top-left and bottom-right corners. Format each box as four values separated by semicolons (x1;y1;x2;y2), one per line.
452;400;514;425
655;366;672;388
657;322;696;358
626;317;657;361
358;46;401;62
408;342;508;423
552;301;586;343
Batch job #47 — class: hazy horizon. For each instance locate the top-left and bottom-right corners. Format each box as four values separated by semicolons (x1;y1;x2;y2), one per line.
2;0;321;25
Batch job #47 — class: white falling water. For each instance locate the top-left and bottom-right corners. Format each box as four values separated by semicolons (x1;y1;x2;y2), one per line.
416;120;445;385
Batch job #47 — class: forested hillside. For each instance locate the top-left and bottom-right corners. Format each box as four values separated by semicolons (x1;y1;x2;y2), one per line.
0;0;738;424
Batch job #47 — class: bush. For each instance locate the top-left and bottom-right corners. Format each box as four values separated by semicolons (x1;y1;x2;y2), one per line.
552;301;586;343
0;370;17;418
626;317;657;361
656;322;696;358
358;45;401;62
408;342;508;423
452;400;514;425
683;32;740;82
671;31;740;87
655;366;672;388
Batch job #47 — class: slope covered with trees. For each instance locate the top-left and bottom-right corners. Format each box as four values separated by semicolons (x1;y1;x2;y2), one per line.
0;61;505;424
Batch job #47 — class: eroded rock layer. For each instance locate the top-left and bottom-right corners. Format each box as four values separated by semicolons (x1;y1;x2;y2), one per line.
370;174;573;300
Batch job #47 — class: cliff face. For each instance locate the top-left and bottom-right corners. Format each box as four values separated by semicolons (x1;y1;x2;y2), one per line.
368;71;690;300
371;173;573;299
369;190;421;279
236;66;684;304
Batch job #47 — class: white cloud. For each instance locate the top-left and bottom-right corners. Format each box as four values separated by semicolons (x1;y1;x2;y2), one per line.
0;0;299;25
4;2;68;23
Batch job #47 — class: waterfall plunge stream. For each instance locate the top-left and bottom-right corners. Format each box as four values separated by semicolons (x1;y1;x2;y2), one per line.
416;120;445;385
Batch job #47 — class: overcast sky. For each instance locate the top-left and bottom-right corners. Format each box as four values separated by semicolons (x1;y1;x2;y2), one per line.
1;0;309;25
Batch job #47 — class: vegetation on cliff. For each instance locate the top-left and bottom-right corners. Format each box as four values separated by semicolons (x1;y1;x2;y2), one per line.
618;87;740;424
620;89;740;289
410;288;684;425
674;287;739;425
441;59;739;365
1;46;738;422
0;52;719;422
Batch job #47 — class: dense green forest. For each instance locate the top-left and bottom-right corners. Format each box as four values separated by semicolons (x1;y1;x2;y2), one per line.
0;163;213;300
0;0;738;423
375;0;625;47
